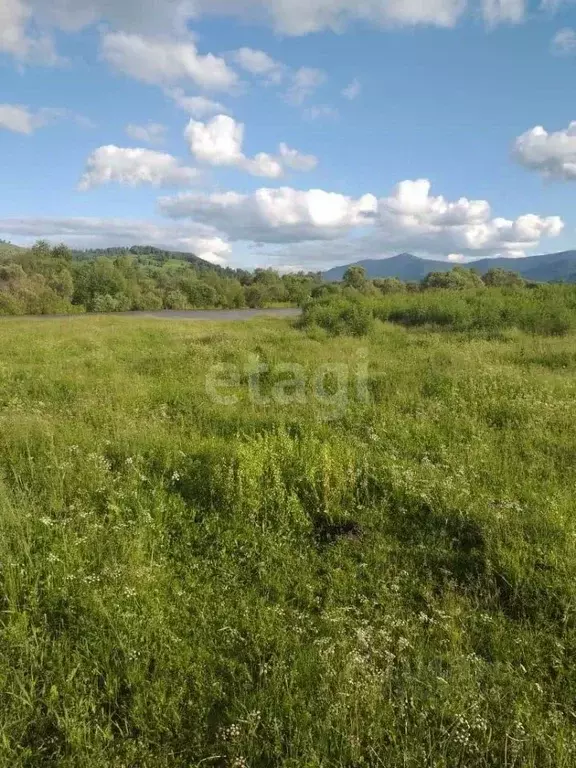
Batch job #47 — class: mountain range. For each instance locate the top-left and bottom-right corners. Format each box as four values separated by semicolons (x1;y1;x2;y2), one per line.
323;251;576;284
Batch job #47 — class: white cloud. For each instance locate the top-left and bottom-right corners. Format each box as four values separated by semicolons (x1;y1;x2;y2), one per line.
371;178;563;256
279;143;318;172
184;115;318;178
0;0;60;64
482;0;526;24
185;114;244;166
232;47;285;84
551;28;576;55
285;67;326;105
188;0;469;34
101;32;238;91
79;145;200;190
0;0;569;69
0;103;90;133
0;215;231;263
0;103;35;134
303;105;339;121
188;236;231;265
125;122;167;145
160;179;563;263
159;187;378;242
0;0;29;57
514;122;576;180
166;88;228;117
342;78;361;100
242;153;284;178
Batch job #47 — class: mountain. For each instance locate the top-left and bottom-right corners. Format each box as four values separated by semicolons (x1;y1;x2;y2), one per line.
323;251;576;283
323;254;453;282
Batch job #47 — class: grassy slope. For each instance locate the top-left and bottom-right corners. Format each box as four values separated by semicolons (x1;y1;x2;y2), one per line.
0;241;24;256
1;316;576;767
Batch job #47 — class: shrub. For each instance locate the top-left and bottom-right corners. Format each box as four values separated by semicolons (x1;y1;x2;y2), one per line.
300;295;375;336
301;284;576;337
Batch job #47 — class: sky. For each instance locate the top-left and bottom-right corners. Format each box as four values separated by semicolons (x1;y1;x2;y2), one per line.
1;0;576;270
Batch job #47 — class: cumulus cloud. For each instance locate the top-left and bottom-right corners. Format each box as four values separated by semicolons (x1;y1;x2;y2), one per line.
0;215;231;263
1;0;569;68
159;187;378;242
125;122;167;145
101;32;238;91
232;47;285;84
342;78;361;100
551;28;576;55
514;122;576;180
185;115;244;166
184;115;318;178
160;179;563;262
242;154;284;178
372;178;563;256
166;88;228;117
79;146;200;190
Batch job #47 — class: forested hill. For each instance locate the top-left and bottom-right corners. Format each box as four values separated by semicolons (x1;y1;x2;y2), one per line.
70;245;226;272
0;240;321;315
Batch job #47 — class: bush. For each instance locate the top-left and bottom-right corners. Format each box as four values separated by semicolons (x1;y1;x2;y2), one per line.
300;296;375;336
373;277;405;294
164;290;189;310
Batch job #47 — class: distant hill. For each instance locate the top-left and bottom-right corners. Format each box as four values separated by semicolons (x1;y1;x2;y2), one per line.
70;245;220;271
323;251;576;283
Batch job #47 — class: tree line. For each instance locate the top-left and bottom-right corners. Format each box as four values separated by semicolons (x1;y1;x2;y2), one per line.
0;242;322;315
0;241;540;317
330;264;529;295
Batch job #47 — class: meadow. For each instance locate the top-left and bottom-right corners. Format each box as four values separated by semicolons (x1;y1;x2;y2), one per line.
1;310;576;767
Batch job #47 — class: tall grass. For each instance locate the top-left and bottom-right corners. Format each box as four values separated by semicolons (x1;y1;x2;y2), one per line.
0;315;576;766
301;284;576;337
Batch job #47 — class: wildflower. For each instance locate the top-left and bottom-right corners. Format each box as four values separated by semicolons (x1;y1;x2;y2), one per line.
125;457;134;466
219;723;242;742
171;471;181;481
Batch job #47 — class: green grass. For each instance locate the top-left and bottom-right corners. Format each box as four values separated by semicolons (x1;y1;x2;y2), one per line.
1;314;576;766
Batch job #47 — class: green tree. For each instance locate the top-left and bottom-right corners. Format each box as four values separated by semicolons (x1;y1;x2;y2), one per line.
422;266;484;290
311;283;341;299
164;290;189;310
51;243;73;262
245;283;270;308
373;277;405;294
482;268;526;288
343;265;367;290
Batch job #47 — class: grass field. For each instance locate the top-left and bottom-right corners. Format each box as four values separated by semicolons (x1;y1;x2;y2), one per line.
1;314;576;767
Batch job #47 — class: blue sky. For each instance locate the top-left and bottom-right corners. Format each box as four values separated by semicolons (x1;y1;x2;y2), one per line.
1;0;575;269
